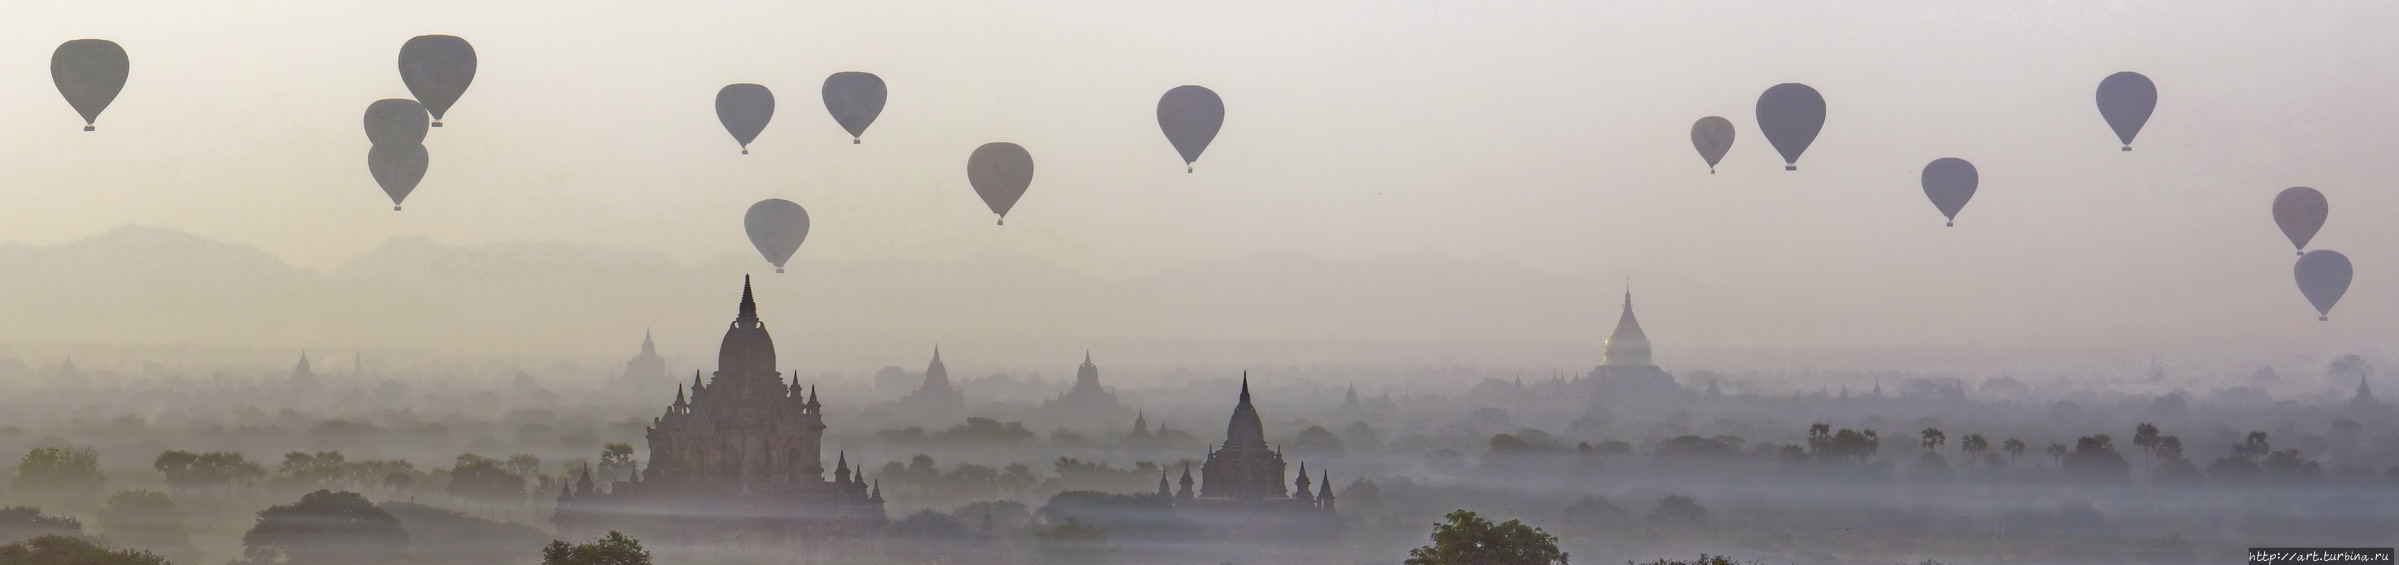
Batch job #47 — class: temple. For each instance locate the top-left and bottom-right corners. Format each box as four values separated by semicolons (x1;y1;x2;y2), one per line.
1172;373;1341;539
1045;351;1124;410
610;329;668;391
1585;288;1675;382
1200;375;1286;500
895;346;966;413
555;277;885;549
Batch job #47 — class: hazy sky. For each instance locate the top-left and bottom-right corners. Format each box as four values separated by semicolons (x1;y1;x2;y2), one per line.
3;1;2398;364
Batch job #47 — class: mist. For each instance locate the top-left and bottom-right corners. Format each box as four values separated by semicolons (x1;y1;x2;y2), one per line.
4;1;2398;565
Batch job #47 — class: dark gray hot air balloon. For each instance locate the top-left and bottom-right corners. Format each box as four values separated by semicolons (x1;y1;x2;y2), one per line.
2294;249;2352;321
2096;72;2155;151
968;142;1034;225
51;39;129;132
1921;158;1978;227
821;72;886;144
2272;186;2327;256
716;84;774;154
1157;85;1224;172
1755;83;1824;170
398;35;476;127
368;144;429;211
1690;116;1734;173
363;99;429;147
744;199;811;273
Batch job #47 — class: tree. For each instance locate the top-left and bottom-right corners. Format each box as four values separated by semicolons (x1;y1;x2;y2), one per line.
14;447;106;512
95;490;200;565
541;530;651;565
0;507;83;544
2002;438;2027;465
2062;435;2130;484
0;534;169;565
1561;496;1630;532
884;509;975;563
1404;509;1567;565
1647;495;1709;527
1034;518;1113;565
1961;434;1989;458
1919;428;1946;452
2045;443;2068;467
446;454;526;516
237;490;410;565
596;444;636;482
2132;423;2161;460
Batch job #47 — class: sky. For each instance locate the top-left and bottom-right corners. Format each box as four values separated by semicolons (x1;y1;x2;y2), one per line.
2;1;2397;370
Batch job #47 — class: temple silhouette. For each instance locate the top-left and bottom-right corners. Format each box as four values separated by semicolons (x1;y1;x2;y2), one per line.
1168;373;1341;539
555;277;886;551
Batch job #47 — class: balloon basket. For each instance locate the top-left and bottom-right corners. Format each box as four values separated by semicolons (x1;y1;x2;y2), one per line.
2320;316;2329;322
1709;168;1715;174
1946;221;1954;227
742;149;749;155
431;122;444;128
394;206;403;211
777;268;785;273
2121;146;2131;151
83;125;95;132
1784;165;1797;171
854;139;862;144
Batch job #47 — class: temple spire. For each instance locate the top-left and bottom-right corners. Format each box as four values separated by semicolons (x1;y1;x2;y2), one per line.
641;329;655;355
739;275;758;320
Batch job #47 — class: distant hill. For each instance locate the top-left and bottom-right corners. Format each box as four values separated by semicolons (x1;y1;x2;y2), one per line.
0;225;1631;371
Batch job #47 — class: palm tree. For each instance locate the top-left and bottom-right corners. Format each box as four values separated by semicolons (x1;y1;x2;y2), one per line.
1920;428;1946;452
2045;443;2068;467
2002;438;2027;466
2133;423;2161;458
1961;434;1988;457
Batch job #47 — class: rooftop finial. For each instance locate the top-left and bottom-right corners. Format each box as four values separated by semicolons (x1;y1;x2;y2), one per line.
737;275;759;323
1240;371;1251;403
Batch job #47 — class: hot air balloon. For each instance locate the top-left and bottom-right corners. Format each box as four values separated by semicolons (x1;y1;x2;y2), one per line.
2294;250;2352;321
968;142;1034;225
744;199;811;273
2272;187;2327;256
716;84;774;154
822;72;886;144
363;99;429;147
368;144;429;211
398;35;476;127
51;39;129;132
1921;158;1978;227
1690;116;1734;173
2096;72;2155;151
1157;85;1224;172
1755;83;1824;170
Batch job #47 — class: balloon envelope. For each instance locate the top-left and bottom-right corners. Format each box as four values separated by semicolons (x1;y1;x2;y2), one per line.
2096;71;2155;150
51;39;129;131
821;72;887;143
363;99;429;146
2271;186;2327;255
1755;83;1825;170
1157;85;1225;171
716;84;775;153
968;142;1035;223
1921;158;1978;226
368;144;429;210
1690;116;1734;172
2294;250;2352;321
398;35;477;125
744;199;811;273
